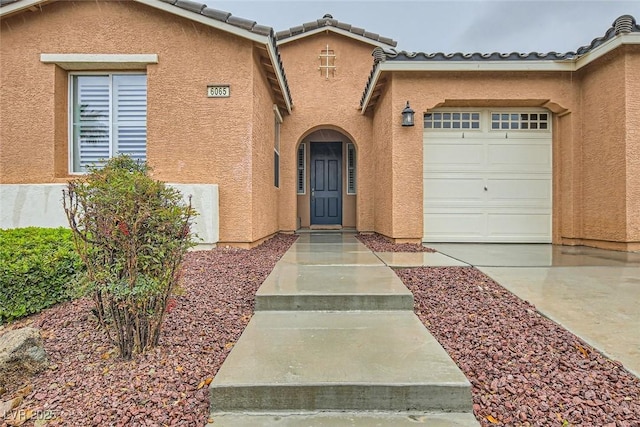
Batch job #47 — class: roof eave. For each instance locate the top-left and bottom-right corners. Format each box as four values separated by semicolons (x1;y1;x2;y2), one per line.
576;31;640;69
266;41;293;114
0;0;52;17
135;0;267;44
277;26;395;48
360;32;640;113
360;66;382;115
137;0;292;112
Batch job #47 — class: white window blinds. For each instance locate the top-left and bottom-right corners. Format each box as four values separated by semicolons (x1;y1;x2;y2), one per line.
113;75;147;163
71;74;146;172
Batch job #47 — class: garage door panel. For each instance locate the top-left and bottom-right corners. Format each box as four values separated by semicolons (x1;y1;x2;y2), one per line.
423;213;485;240
487;213;551;240
423;177;484;204
487;143;551;172
486;178;551;206
423;109;552;243
424;143;483;171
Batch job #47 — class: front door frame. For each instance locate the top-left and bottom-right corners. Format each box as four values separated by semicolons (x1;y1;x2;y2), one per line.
310;142;343;225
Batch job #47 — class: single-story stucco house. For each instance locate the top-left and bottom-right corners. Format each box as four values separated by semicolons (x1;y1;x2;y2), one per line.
1;0;638;251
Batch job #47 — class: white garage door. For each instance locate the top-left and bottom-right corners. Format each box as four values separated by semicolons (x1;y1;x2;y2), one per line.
423;109;552;243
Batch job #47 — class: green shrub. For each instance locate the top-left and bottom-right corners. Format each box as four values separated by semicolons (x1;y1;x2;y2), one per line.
0;227;83;324
63;156;196;359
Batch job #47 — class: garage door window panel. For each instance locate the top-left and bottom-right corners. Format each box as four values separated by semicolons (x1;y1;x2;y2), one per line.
491;112;549;131
424;112;480;129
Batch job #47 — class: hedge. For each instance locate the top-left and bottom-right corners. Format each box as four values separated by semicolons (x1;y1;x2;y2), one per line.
0;227;82;323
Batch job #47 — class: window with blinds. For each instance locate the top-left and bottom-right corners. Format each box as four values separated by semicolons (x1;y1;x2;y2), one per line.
347;143;356;195
296;143;306;194
71;74;147;172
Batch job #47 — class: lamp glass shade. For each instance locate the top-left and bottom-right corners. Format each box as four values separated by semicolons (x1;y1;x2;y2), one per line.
401;101;415;126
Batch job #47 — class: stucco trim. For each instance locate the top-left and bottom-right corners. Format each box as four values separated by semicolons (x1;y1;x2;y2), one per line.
277;26;394;48
40;53;158;70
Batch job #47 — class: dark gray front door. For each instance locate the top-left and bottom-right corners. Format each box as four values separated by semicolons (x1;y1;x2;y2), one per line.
311;142;342;225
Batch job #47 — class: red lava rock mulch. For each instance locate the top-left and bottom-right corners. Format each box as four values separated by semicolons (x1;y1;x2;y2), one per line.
1;233;297;427
356;233;435;253
397;266;640;427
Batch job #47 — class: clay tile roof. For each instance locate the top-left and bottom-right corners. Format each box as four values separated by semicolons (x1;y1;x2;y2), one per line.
275;13;398;47
360;14;640;111
370;14;640;64
158;0;272;37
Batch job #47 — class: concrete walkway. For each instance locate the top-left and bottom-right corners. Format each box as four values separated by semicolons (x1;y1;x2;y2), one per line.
208;232;479;426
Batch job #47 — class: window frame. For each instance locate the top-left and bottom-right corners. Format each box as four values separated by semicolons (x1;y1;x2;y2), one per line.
68;71;147;174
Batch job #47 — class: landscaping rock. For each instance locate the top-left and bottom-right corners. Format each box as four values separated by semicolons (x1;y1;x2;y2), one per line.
356;233;435;253
0;327;48;391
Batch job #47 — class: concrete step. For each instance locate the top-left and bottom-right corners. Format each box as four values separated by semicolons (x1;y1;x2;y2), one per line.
207;411;480;426
279;241;384;266
255;264;414;311
209;311;472;413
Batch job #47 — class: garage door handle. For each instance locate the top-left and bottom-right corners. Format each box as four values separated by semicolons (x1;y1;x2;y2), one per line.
484;186;488;191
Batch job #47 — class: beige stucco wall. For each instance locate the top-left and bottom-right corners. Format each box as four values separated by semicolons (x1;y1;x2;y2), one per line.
370;80;395;238
576;49;628;245
624;45;640;245
2;3;637;249
0;1;278;245
278;31;376;232
251;55;280;242
378;46;639;249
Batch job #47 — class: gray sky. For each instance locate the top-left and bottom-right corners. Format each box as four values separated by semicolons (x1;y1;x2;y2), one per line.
215;1;639;53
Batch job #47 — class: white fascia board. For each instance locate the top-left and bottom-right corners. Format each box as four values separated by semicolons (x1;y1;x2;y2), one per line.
40;53;158;69
133;0;268;44
575;32;640;70
0;0;47;17
277;26;394;48
377;60;577;72
360;66;382;114
267;41;293;113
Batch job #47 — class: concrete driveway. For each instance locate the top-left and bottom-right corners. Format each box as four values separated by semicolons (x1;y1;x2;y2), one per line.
427;243;640;378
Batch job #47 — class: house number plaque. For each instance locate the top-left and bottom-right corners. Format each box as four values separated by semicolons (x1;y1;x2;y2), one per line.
207;85;230;98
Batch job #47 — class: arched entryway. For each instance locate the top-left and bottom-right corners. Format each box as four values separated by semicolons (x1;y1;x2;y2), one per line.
295;128;357;230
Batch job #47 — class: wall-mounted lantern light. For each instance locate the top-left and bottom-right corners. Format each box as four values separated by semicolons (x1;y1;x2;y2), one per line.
401;101;415;127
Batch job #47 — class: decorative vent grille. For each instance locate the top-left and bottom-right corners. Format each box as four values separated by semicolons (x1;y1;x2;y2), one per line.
347;143;356;195
297;143;306;194
424;112;480;129
491;112;549;130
